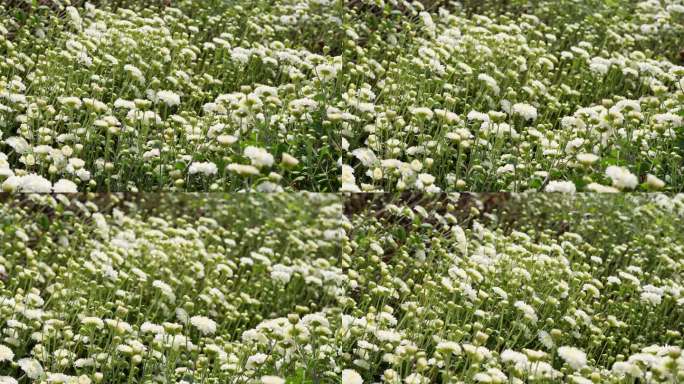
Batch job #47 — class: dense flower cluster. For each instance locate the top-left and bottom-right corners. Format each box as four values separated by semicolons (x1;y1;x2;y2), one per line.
0;0;344;192
1;192;682;383
333;193;684;383
0;1;683;383
2;0;683;192
341;0;684;192
0;193;344;383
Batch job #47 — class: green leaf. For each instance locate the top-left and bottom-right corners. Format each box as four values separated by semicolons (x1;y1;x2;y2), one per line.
38;214;50;231
15;10;27;24
528;178;542;189
286;368;314;384
394;226;407;243
674;127;684;152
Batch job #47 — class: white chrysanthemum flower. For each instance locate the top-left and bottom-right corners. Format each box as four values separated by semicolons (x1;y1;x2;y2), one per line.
244;146;274;168
114;98;136;109
105;318;133;334
1;175;21;192
227;163;260;175
514;301;538;323
501;349;528;365
4;136;30;154
256;181;284;193
143;148;160;159
19;174;52;193
342;369;363;384
557;346;587;370
58;96;82;109
410;107;434;120
538;331;554;349
404;373;427;384
140;322;165;334
512;103;538;121
245;353;268;369
17;358;44;379
645;174;665;189
612;361;642;377
0;377;18;384
190;315;217;335
419;11;435;36
124;64;144;82
315;63;339;82
65;6;82;29
261;376;285;384
640;285;664;306
436;341;462;355
156;90;181;107
53;179;78;193
288;97;318;113
280;153;299;167
189;162;218;176
473;372;494;383
565;138;584;153
81;317;104;329
545;181;576;193
605;166;638;190
585;182;619;193
152;280;176;302
351;148;378;167
216;135;238;146
176;308;189;324
270;264;294;284
0;345;13;362
576;153;599;165
478;73;500;95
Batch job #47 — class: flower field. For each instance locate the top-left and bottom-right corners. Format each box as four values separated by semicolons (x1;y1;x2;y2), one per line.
1;0;683;383
0;0;682;192
341;0;684;192
0;0;343;192
0;193;344;383
0;193;682;383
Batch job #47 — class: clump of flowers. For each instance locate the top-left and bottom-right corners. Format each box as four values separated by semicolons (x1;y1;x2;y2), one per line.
0;193;344;382
0;0;342;191
0;192;682;382
340;0;684;192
